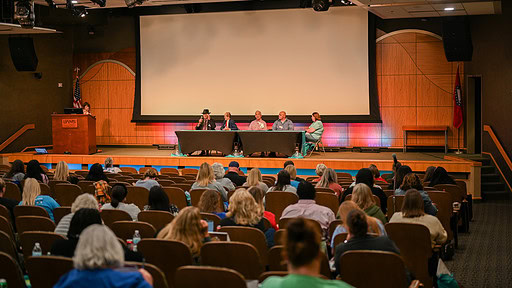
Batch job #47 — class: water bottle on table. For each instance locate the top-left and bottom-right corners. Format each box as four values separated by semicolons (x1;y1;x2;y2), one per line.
32;242;42;257
132;230;141;252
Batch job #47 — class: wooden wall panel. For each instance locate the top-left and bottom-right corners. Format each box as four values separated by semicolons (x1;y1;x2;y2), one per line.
381;75;416;107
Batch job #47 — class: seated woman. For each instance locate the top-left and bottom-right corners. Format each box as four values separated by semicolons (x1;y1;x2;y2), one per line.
284;165;300;188
387;165;412;191
268;170;297;193
390;189;447;247
220;188;266;232
135;168;160;191
192;162;228;201
395;173;437;216
262;218;352;288
330;200;385;250
248;186;278;230
243;168;269;192
54;224;152;288
102;184;140;221
428;166;456;187
54;161;78;184
20;178;60;221
305;112;324;143
85;163;110;205
104;157;122;174
423;166;436;183
55;194;98;236
144;186;179;216
312;163;327;183
220;112;239;130
5;159;25;184
315;168;343;197
341;168;387;213
24;159;49;184
157;206;210;262
352;183;387;225
198;189;226;219
369;164;387;183
212;163;235;191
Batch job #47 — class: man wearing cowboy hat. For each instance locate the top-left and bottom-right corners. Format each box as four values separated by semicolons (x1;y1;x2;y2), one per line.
195;108;216;130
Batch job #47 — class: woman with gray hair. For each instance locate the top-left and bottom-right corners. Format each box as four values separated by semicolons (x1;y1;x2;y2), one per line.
55;194;99;237
211;162;235;191
54;224;153;288
104;157;121;174
313;163;327;182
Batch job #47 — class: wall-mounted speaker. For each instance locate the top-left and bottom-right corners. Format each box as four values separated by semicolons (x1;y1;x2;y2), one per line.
8;37;38;71
442;17;473;62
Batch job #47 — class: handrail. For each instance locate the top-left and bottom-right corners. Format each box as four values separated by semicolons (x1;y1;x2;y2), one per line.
483;125;512;173
482;152;512;193
0;124;36;152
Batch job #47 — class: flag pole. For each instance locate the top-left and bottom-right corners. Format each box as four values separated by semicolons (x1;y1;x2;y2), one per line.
455;126;462;154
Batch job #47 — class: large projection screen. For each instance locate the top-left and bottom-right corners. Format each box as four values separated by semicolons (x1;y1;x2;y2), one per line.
137;7;375;122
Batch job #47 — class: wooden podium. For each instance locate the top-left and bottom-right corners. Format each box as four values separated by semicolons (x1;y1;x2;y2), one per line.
52;114;96;154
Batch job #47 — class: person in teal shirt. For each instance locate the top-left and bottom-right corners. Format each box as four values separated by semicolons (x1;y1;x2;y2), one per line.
19;178;60;221
305;112;324;142
261;218;353;288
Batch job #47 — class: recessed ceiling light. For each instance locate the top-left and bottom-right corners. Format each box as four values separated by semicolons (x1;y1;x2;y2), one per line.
444;7;455;11
72;0;78;3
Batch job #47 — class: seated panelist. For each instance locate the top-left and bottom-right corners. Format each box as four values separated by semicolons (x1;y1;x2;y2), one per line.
272;111;294;131
195;108;216;130
221;112;239;131
305;112;324;142
249;110;267;130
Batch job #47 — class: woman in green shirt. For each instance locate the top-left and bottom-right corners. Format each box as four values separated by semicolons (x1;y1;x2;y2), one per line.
305;112;324;142
261;218;353;288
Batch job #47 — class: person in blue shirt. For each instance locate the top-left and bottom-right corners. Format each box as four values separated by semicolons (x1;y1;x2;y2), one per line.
54;224;153;288
221;111;239;130
19;178;60;221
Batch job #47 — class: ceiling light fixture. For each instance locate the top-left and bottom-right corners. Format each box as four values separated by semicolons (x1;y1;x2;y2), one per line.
444;7;455;11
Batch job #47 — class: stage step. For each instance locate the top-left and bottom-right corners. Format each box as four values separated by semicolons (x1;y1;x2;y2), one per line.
467;154;510;201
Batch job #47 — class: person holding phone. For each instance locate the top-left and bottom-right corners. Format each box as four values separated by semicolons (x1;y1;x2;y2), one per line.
82;102;92;115
195;108;216;130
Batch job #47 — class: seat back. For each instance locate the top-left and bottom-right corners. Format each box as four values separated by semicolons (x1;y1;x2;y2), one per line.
157;179;175;187
169;176;186;183
14;205;50;219
274;229;286;246
124;261;169;288
175;266;246;288
332;232;348;249
427;191;453;241
189;189;208;207
200;241;263;280
200;213;221;230
139;167;152;174
0;204;12;227
265;191;299;220
26;255;74;288
315;192;339;215
218;226;268;265
125;186;150;210
259;271;288;283
16;216;55;234
454;180;468;196
100;209;132;229
20;231;66;262
0;216;15;241
386;223;433;288
160;168;179;176
181;168;198;176
171;183;192;192
138;211;175;232
137;239;194;288
328;220;343;241
386;195;405;219
279;218;322;236
0;252;25;288
5;182;21;201
53;207;72;225
54;183;82;206
39;183;52;196
162;187;188;209
120;167;138;174
77;181;96;195
268;245;286;271
339;250;409;288
49;180;70;195
315;187;335;193
0;230;18;262
434;184;463;203
111;221;156;240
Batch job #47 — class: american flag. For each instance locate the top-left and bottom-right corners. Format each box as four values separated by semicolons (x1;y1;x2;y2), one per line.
73;76;82;108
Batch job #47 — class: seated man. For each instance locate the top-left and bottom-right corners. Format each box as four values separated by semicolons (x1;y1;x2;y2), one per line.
305;112;324;143
281;181;335;235
249;110;267;130
272;111;294;131
220;112;239;131
195;109;216;130
224;161;246;187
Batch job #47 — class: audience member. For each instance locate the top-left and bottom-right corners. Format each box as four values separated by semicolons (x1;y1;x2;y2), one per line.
369;164;387;183
248;186;278;230
351;183;387;224
104;157;122;174
198;189;226;219
192;162;228;201
388;165;412;190
224;161;246;187
55;194;98;236
428;166;456;187
423;166;436;183
220;188;266;232
283;161;304;182
305;112;324;143
85;163;110;182
24;159;49;184
5;159;25;184
315;168;343;197
281;181;335;234
54;224;152;288
312;163;327;182
268;170;297;193
102;184;140;221
341;168;387;213
243;168;269;191
334;209;400;277
284;165;300;188
390;189;447;247
157;206;210;262
395;173;437;216
54;161;78;184
272;111;294;131
249;110;267;130
212;163;235;191
19;178;59;221
0;178;18;224
262;218;352;288
86;163;110;205
144;186;179;215
135;168;160;191
220;112;239;130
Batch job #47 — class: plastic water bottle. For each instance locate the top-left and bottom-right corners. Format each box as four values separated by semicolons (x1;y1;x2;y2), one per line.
32;243;42;257
0;279;8;288
132;230;141;252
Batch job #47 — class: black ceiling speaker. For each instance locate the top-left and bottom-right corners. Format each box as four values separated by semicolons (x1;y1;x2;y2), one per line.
442;17;473;62
8;37;38;71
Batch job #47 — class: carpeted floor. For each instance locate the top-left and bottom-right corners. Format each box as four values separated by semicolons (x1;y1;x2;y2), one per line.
444;199;512;287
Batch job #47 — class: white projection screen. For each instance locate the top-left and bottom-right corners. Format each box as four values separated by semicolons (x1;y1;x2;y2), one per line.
138;7;371;120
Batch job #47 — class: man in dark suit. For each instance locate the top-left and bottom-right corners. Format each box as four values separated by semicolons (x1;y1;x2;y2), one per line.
220;112;239;130
224;161;246;187
195;109;216;130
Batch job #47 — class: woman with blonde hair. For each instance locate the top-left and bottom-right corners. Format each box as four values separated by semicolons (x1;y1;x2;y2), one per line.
20;178;60;221
243;168;269;192
191;162;227;201
248;186;278;230
315;168;343;197
284;165;300;188
157;206;210;260
198;189;226;219
313;163;327;182
54;161;78;184
352;183;387;224
220;188;266;232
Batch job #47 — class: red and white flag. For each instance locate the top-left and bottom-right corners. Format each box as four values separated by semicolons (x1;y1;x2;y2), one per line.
453;66;463;129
